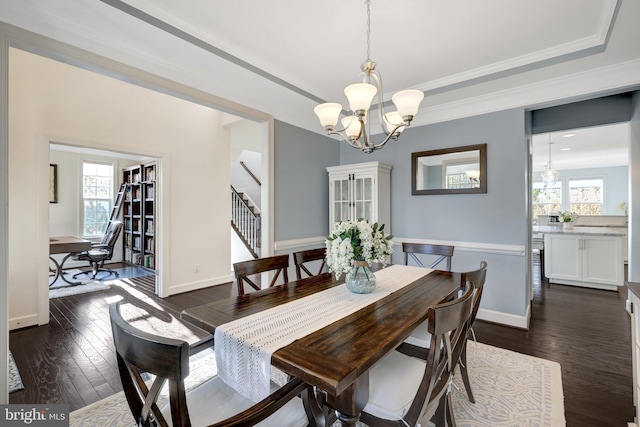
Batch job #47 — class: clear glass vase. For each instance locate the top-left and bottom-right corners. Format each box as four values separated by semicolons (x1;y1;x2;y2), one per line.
345;261;377;294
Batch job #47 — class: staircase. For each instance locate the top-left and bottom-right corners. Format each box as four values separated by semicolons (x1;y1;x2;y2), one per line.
231;186;261;258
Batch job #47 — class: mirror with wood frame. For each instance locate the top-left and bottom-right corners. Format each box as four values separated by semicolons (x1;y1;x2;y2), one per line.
411;143;487;195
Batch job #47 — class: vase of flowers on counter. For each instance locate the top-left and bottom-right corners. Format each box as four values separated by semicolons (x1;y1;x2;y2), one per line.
560;211;576;229
325;219;393;294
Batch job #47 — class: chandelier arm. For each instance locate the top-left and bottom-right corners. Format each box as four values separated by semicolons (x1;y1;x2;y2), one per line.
368;130;398;152
325;129;364;150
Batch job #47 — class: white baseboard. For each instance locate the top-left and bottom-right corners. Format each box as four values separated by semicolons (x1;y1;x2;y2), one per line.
165;274;234;297
9;313;39;331
477;304;530;330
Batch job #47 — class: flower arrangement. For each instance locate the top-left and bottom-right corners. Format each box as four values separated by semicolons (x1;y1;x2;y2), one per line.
325;219;394;280
559;211;576;223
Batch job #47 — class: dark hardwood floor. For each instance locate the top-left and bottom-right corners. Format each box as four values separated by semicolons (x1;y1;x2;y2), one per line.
9;261;635;426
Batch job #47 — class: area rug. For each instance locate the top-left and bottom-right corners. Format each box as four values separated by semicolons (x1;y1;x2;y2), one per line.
49;266;154;299
69;343;565;427
9;351;24;393
450;341;565;427
49;281;110;299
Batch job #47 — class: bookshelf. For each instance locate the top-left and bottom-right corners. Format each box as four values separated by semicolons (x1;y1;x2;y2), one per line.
122;161;156;270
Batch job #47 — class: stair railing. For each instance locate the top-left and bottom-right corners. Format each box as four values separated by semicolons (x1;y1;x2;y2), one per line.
240;161;261;187
231;185;261;258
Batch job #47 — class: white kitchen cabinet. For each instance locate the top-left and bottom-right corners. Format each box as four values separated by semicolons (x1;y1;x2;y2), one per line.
627;283;640;426
327;162;391;232
544;233;623;291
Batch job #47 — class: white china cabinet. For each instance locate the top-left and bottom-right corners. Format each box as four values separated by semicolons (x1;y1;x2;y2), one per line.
327;162;391;232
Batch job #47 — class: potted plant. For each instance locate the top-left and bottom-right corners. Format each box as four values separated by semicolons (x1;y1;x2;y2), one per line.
559;211;577;229
325;219;393;293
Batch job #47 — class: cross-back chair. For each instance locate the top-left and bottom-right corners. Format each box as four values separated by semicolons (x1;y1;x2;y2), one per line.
360;286;474;427
398;260;488;405
457;260;488;403
401;242;455;352
109;302;318;427
233;254;290;296
403;242;454;271
292;248;327;280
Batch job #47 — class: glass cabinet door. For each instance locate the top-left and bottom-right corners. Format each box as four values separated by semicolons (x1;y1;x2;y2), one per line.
333;178;351;223
353;176;373;221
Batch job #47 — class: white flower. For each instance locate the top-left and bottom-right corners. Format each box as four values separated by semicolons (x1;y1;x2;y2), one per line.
325;219;393;280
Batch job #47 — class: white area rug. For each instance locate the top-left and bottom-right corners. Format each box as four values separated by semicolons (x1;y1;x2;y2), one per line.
9;351;24;393
49;280;110;299
69;342;564;426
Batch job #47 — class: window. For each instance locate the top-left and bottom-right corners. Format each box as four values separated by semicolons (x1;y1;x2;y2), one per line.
569;178;603;216
444;160;480;189
82;161;113;236
533;181;562;218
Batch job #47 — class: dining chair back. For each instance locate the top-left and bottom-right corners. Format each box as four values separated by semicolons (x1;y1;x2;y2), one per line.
109;302;315;427
399;260;488;406
292;248;327;280
233;254;290;296
458;260;488;403
360;286;474;427
402;242;454;271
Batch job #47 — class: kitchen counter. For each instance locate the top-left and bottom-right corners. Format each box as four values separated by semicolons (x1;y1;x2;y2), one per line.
533;225;627;236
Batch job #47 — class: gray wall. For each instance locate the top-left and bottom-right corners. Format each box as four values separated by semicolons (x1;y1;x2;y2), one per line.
532;92;634;134
274;120;340;241
340;108;530;321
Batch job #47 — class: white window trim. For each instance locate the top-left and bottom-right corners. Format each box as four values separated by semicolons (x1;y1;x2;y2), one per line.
533;174;606;214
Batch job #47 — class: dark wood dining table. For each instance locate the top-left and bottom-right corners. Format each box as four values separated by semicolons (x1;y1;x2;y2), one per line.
181;267;459;426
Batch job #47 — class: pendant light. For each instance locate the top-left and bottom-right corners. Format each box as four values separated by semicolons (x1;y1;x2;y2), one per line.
541;134;559;185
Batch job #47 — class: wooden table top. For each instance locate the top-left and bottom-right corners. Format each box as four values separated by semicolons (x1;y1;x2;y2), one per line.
182;268;459;398
49;236;92;254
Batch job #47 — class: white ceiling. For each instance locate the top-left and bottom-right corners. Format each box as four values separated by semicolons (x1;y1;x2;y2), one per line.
532;122;629;172
0;0;639;142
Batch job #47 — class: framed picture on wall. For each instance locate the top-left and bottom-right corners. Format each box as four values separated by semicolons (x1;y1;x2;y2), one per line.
49;164;58;203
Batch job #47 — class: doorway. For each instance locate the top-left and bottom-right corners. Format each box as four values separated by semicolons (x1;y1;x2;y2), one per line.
49;143;160;292
530;123;630;288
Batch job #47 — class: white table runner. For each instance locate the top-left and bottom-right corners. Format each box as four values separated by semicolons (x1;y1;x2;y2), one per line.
214;264;432;401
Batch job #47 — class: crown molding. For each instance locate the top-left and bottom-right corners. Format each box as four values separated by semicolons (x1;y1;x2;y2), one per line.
410;57;640;127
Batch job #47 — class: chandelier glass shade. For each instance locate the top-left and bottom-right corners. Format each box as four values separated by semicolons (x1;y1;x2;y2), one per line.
313;0;424;154
541;135;559;185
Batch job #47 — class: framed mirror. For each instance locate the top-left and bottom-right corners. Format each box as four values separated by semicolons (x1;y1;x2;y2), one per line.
411;143;487;195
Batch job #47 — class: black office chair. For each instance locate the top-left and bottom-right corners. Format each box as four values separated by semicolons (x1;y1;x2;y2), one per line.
72;221;123;280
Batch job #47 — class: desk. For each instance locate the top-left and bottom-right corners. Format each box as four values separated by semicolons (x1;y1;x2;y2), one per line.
182;269;458;426
49;236;92;287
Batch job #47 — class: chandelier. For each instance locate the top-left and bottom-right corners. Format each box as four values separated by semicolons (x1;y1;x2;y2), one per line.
313;0;424;154
541;134;559;185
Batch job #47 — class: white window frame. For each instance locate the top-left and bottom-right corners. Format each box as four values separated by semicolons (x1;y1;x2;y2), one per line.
532;175;605;217
568;176;604;216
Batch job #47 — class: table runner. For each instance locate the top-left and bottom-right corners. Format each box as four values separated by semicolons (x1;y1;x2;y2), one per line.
215;264;433;401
